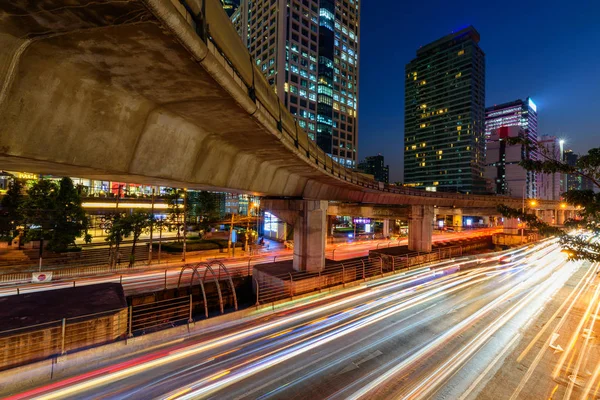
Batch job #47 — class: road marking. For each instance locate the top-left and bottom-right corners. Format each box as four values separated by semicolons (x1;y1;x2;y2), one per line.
516;261;589;363
458;333;521;400
548;332;563;353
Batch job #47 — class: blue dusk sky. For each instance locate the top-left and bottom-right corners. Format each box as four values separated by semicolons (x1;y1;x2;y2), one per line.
357;0;600;182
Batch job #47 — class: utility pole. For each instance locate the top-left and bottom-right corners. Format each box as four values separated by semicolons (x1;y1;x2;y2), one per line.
182;188;187;262
149;187;155;264
228;212;234;256
521;185;526;244
158;218;163;264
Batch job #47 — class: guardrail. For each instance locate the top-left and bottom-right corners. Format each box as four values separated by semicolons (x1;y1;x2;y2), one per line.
129;296;191;336
0;253;294;297
254;240;492;306
0;308;127;371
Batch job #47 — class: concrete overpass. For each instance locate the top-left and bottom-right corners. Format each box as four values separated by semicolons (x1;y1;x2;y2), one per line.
0;0;568;271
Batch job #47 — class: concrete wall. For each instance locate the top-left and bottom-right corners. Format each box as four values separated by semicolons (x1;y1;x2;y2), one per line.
0;309;127;371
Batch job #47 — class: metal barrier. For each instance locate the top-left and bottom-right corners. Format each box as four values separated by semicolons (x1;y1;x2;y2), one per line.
129;296;191;336
255;257;383;304
254;240;492;305
0;308;127;372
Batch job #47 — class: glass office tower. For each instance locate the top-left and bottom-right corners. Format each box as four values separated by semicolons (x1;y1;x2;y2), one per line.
229;0;360;166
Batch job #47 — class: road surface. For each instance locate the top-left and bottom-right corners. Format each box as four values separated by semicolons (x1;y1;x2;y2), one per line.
7;239;593;399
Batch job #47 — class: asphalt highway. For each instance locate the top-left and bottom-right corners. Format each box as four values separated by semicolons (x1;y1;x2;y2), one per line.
5;239;580;400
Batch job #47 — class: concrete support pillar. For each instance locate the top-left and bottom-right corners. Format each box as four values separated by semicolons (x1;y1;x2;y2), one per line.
482;216;490;227
504;217;519;235
408;205;434;252
383;219;391;238
557;209;565;226
327;214;335;238
262;199;327;272
452;213;463;231
293;200;327;272
544;210;555;225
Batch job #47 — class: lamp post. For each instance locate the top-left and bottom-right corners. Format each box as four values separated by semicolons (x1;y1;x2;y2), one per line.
521;185;526;244
148;187;155;264
559;139;566;194
181;188;187;262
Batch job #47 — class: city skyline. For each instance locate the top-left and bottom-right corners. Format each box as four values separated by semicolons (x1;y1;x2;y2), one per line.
358;0;600;182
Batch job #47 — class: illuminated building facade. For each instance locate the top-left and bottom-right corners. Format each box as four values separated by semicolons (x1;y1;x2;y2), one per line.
485;97;539;198
229;0;360;166
485;126;528;197
404;26;486;194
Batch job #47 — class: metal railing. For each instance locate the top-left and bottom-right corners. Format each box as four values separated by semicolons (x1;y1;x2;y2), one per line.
129;296;191;336
0;308;127;371
254;240;491;306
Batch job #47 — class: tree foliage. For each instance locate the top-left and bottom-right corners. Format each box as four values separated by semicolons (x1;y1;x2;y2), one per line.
188;190;221;232
499;138;600;262
21;178;89;252
123;210;152;267
167;188;185;241
0;177;24;238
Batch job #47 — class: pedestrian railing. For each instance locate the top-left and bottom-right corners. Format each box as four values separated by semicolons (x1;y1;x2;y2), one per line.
129;296;191;336
254;240;492;306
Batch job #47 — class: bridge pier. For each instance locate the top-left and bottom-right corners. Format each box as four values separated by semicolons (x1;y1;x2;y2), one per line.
383;219;391;238
452;213;463;232
261;199;327;272
503;218;519;235
557;209;565;225
408;205;434;252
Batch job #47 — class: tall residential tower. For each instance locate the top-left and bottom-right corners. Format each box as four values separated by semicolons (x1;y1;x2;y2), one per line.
404;26;486;193
229;0;360;167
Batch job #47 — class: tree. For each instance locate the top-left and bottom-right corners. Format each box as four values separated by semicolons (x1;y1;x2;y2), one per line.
167;188;185;241
104;212;128;267
20;178;89;253
123;211;152;267
0;177;24;239
188;190;221;233
499;139;600;262
49;178;89;252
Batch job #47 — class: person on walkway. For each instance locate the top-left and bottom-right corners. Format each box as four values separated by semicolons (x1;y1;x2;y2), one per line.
117;251;122;266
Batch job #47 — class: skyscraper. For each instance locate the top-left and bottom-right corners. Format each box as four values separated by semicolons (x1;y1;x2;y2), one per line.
485;98;539;198
404;26;486;194
229;0;360;167
358;154;389;183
